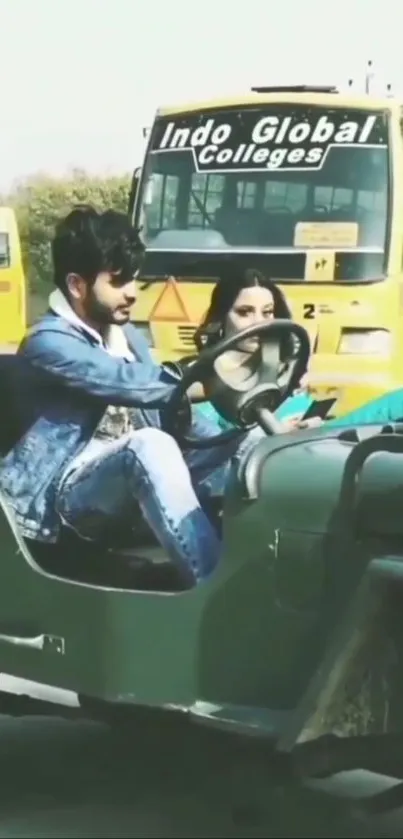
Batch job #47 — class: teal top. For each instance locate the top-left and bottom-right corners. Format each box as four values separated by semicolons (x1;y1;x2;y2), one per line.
196;391;313;429
196;387;403;431
326;387;403;428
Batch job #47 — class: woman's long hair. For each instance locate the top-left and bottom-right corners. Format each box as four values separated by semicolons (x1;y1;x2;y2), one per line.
194;266;295;361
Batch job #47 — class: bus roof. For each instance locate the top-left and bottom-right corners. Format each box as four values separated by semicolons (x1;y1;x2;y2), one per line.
157;91;402;118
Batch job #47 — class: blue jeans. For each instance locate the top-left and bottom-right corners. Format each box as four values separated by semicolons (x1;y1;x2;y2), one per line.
56;423;250;586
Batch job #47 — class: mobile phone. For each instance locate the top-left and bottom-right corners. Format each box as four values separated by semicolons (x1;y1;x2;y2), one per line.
301;397;337;421
275;392;313;421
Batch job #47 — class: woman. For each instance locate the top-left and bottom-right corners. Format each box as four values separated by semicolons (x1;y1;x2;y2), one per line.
190;266;403;434
193;266;315;432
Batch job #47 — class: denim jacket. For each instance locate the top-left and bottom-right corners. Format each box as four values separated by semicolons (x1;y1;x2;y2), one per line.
0;311;182;542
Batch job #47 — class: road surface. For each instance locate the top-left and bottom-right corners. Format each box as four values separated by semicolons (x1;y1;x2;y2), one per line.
0;677;401;837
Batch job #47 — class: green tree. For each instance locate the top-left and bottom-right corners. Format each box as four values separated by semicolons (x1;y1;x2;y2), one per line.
4;169;131;301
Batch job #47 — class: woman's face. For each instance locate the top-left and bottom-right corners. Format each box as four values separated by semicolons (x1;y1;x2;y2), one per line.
224;285;275;352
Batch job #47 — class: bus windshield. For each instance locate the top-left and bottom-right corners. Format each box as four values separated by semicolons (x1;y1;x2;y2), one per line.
136;104;389;280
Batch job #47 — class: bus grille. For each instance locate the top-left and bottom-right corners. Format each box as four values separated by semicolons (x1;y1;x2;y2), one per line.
177;326;197;348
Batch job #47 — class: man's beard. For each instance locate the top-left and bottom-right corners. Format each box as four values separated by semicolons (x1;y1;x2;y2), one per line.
85;293;118;325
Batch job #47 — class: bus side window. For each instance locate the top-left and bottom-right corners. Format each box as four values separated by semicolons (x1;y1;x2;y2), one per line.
188;174;225;227
263;181;308;212
237;181;258;209
0;233;10;268
144;173;180;232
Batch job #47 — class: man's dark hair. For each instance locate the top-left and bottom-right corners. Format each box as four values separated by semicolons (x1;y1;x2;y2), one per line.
52;205;145;292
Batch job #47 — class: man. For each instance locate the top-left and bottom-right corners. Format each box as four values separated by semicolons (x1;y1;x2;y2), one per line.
0;206;244;587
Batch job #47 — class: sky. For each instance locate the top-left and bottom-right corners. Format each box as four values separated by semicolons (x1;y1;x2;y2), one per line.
0;0;400;191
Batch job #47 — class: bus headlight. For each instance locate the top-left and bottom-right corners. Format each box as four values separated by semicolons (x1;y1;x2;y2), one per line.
338;328;391;356
133;321;154;347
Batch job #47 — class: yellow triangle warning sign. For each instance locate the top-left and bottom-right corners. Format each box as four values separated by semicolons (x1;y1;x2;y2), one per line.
149;277;190;322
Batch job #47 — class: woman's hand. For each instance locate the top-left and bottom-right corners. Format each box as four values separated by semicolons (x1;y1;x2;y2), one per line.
279;415;323;433
297;416;323;430
279;415;303;433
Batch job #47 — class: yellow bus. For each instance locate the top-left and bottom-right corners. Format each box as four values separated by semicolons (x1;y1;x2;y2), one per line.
0;207;26;348
129;85;400;416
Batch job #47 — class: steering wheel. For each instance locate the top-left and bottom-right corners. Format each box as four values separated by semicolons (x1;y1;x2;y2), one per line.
164;319;310;449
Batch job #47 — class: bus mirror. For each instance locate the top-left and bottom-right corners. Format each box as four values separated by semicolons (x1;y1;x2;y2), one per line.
128;167;141;218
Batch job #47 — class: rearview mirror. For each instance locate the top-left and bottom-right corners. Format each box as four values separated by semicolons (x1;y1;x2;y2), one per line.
128;167;141;218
